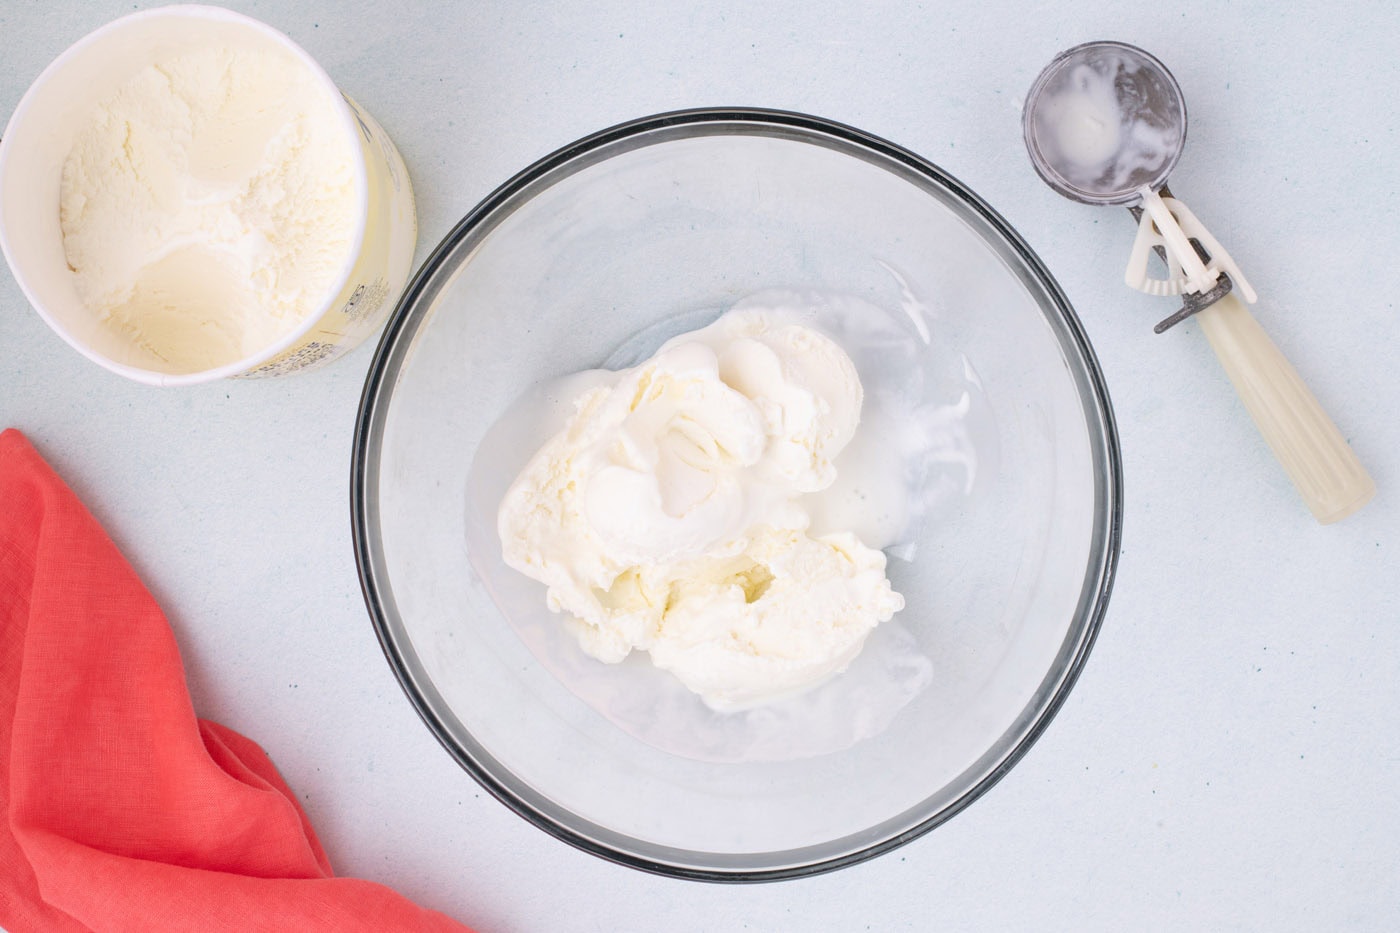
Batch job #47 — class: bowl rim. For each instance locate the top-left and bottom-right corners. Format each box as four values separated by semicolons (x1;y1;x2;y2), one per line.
350;106;1123;882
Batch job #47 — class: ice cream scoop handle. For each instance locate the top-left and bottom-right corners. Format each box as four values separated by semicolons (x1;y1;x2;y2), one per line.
1196;293;1374;523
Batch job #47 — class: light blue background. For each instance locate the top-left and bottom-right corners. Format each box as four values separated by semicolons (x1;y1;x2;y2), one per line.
3;2;1397;929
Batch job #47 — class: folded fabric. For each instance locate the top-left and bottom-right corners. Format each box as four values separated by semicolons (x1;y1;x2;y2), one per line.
0;429;472;932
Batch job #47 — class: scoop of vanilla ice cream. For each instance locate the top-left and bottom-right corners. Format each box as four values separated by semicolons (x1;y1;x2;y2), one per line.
497;308;904;710
581;341;770;565
642;528;902;711
662;309;863;492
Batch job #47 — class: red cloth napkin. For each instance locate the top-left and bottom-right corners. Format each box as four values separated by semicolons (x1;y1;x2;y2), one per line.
0;429;472;931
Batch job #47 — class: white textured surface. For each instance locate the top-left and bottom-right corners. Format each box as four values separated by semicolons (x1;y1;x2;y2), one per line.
2;2;1397;930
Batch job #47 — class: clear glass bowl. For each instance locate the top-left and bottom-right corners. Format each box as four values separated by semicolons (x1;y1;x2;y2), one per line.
351;109;1121;880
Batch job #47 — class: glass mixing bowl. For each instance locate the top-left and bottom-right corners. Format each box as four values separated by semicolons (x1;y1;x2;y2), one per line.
351;108;1121;880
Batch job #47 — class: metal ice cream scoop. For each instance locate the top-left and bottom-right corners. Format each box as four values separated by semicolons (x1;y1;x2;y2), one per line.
1023;40;1374;524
